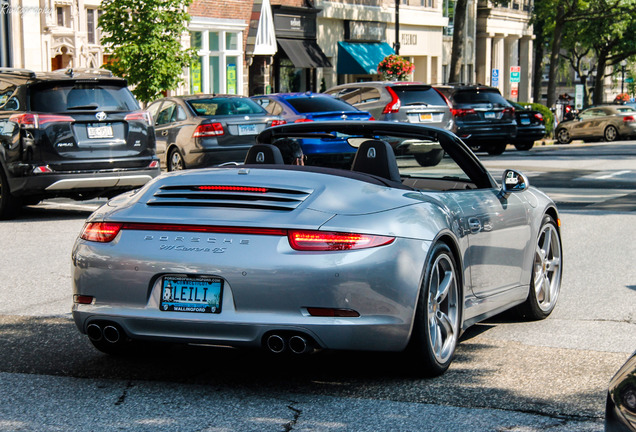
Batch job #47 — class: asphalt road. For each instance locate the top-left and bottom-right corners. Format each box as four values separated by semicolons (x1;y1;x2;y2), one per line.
0;141;635;431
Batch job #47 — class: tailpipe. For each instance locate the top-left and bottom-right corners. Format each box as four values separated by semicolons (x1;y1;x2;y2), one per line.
289;335;312;354
86;323;103;342
266;334;286;354
103;325;121;344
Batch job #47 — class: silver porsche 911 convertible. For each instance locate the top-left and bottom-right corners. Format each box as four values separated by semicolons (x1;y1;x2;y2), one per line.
71;121;562;376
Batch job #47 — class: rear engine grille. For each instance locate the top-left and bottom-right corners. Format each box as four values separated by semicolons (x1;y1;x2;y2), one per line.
147;185;313;211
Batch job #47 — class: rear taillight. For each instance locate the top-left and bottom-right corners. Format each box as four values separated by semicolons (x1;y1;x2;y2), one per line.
369;116;376;121
382;87;401;114
125;111;152;125
503;107;515;118
451;108;476;117
288;230;395;251
294;118;314;123
193;122;224;137
623;115;635;123
269;119;286;127
80;222;123;243
534;113;544;122
9;113;75;128
149;160;160;169
434;88;453;110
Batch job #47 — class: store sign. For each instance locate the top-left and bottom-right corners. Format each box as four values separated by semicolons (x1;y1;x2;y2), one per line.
274;12;316;38
347;21;386;42
401;33;417;46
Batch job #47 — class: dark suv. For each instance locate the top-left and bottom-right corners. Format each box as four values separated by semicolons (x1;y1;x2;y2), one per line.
0;68;160;218
435;85;516;155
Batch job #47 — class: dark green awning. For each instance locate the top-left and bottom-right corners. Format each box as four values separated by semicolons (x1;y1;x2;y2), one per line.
337;42;395;75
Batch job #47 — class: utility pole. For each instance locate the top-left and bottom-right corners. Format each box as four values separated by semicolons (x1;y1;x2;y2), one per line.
394;0;400;55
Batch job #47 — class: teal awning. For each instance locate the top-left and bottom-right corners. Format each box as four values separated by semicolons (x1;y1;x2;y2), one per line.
337;42;395;75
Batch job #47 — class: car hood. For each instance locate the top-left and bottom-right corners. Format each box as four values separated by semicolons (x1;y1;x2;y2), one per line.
90;167;431;230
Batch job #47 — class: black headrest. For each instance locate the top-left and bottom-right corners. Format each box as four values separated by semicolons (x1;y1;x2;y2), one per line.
244;144;285;165
351;139;401;183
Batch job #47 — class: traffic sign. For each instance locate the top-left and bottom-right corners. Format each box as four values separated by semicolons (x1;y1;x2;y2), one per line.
492;69;499;86
510;66;521;83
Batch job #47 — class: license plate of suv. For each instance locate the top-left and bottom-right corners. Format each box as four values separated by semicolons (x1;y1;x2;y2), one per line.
87;124;114;139
160;276;223;313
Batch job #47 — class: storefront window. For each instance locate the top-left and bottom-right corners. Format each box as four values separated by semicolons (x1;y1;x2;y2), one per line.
189;28;242;95
209;56;220;94
279;59;303;93
191;32;203;50
226;33;238;50
209;32;220;51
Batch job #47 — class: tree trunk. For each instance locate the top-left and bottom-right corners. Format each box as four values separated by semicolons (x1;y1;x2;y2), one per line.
532;10;545;103
546;2;566;108
448;0;468;83
593;55;608;105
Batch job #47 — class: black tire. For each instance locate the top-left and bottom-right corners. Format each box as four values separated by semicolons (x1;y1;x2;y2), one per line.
487;143;507;155
414;149;444;167
556;128;572;144
515;215;562;320
168;147;185;171
514;141;535;151
604;125;618;142
409;242;461;377
0;167;20;220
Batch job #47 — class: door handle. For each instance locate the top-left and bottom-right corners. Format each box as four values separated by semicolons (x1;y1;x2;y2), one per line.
161;130;169;136
468;218;482;233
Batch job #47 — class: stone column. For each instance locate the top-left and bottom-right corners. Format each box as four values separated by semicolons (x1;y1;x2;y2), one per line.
504;36;519;98
519;36;534;102
476;33;493;86
492;35;505;94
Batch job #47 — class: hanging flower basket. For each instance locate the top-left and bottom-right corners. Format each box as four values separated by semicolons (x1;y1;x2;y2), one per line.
614;93;630;104
377;55;415;81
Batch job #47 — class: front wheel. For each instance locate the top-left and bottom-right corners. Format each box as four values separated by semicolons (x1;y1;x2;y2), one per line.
516;215;562;320
604;125;618;142
556;128;572;144
409;243;461;376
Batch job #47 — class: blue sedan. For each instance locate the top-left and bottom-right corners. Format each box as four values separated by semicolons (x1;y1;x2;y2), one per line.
252;92;374;167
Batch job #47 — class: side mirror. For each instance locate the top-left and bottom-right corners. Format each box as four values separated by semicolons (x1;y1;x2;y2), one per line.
499;169;529;199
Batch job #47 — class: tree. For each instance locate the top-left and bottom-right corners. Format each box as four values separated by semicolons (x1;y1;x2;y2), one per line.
99;0;196;104
447;0;468;83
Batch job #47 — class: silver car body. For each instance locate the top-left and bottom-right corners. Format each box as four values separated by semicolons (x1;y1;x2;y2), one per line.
72;122;559;360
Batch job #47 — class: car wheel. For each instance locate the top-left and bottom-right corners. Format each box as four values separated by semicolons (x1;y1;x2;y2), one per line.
487;143;507;155
556;128;572;144
410;242;460;376
514;141;535;151
516;215;562;320
0;167;20;220
414;149;444;167
168;148;185;171
604;125;618;142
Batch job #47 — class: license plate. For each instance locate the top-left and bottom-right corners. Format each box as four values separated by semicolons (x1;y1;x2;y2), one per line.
484;112;496;119
238;124;258;135
418;113;433;122
87;124;113;139
160;276;223;313
520;118;531;125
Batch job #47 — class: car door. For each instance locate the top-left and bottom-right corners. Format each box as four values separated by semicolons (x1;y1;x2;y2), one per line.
152;101;189;167
452;188;532;298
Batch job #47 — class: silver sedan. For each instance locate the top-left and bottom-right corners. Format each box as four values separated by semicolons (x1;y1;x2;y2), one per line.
556;105;636;143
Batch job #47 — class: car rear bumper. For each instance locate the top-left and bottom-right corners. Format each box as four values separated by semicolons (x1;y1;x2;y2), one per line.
455;123;517;143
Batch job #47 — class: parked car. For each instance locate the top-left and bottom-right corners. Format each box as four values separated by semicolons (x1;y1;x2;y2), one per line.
0;67;160;219
605;350;636;431
72;121;562;377
251;92;372;167
506;100;546;151
325;82;453;166
435;85;517;155
555;105;636;144
146;95;285;171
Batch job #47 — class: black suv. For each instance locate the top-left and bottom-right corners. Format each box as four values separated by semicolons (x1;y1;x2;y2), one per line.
435;85;516;155
0;68;160;218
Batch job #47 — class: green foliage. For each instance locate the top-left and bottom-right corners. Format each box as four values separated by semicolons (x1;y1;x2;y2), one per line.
99;0;197;104
523;102;555;136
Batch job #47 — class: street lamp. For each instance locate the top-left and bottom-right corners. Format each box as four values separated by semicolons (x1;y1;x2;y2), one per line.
620;60;627;94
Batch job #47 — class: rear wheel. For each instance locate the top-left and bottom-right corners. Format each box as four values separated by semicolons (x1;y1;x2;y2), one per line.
487;143;507;155
516;215;562;320
414;149;444;167
410;243;460;376
168;148;185;171
556;128;572;144
0;167;20;220
604;125;618;142
514;141;535;151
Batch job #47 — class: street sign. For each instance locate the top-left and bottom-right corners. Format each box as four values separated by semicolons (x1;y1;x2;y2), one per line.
510;66;521;83
626;77;634;83
492;69;499;86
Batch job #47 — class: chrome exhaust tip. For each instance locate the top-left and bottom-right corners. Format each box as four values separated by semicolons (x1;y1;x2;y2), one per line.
86;323;103;342
103;325;121;344
266;334;286;354
289;335;310;354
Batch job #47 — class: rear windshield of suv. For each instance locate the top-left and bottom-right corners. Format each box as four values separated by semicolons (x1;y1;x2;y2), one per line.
285;96;359;113
30;81;140;112
390;86;448;106
452;89;508;106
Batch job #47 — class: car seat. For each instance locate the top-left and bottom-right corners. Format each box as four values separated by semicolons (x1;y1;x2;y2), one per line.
350;139;401;183
244;144;285;164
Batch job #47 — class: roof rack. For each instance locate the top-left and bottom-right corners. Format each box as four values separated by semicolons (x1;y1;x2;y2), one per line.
0;67;37;79
51;68;114;78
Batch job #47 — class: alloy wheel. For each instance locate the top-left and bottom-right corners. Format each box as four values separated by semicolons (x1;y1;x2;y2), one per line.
427;253;459;364
604;125;618;142
169;150;184;171
533;223;562;312
557;128;571;144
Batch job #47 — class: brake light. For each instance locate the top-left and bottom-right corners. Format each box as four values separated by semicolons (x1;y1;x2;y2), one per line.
434;88;453;110
369;116;376;121
503;107;515;118
149;160;160;169
288;230;395;251
534;113;544;122
269;119;286;127
193;122;224;137
294;118;314;123
80;222;123;242
382;87;401;114
125;111;152;125
451;108;476;117
9;113;75;128
623;115;635;123
197;186;268;193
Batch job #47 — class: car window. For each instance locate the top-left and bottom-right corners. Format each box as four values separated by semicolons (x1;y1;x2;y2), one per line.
255;98;284;116
155;102;176;126
391;86;448;106
285;96;359;113
452;89;508;106
615;107;636;113
175;105;187;122
331;88;361;105
146;101;162;121
187;98;266;116
30;82;140;112
359;87;381;103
